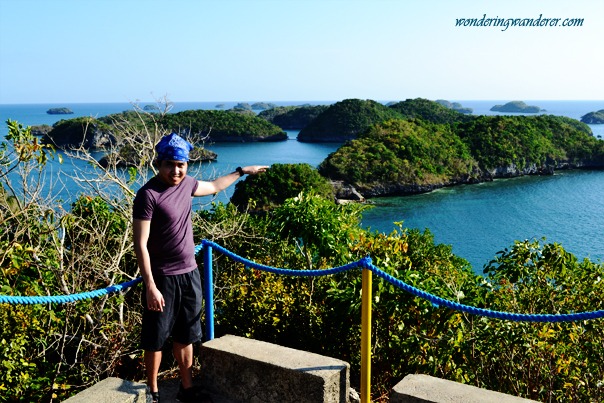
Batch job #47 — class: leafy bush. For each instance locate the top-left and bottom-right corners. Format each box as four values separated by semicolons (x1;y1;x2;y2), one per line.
230;163;334;211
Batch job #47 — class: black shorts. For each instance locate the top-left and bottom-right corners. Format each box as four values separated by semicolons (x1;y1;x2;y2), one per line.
141;268;203;351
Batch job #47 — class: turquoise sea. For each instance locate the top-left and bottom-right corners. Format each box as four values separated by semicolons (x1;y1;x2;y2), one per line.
1;100;604;270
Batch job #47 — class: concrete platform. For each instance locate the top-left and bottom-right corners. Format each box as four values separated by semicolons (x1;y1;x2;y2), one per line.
200;334;350;403
62;377;146;403
390;374;540;403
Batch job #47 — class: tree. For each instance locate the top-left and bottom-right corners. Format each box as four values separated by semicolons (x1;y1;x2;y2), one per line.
230;163;334;211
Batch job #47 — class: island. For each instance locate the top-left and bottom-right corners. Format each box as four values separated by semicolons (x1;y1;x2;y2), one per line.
490;101;543;113
46;107;74;115
580;110;604;124
435;99;473;114
297;99;401;142
251;102;278;110
232;102;252;111
318;113;598;198
258;104;328;130
297;98;473;142
43;108;287;153
143;104;159;112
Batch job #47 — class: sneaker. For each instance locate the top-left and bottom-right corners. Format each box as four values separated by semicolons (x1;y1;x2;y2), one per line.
176;383;213;403
149;390;160;403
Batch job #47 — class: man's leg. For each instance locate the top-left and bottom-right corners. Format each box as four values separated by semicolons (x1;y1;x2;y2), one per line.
173;341;194;389
145;350;162;392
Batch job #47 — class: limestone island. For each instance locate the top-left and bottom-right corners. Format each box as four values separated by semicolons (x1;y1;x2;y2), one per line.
251;102;278;110
490;101;543;113
435;99;473;114
143;104;159;112
580;110;604;124
46;107;74;115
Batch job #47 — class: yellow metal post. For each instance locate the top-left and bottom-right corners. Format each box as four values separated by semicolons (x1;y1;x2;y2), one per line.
360;267;372;402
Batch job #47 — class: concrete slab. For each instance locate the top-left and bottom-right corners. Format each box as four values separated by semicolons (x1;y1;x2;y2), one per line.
62;377;146;403
200;334;350;403
390;374;540;403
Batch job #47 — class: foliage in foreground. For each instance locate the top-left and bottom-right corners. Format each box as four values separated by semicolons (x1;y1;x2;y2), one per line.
1;119;146;402
230;162;334;211
207;198;604;402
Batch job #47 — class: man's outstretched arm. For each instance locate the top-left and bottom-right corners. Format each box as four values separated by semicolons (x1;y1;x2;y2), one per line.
193;165;268;197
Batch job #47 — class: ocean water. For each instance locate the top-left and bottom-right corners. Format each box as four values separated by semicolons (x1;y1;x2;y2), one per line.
1;100;604;270
361;170;604;270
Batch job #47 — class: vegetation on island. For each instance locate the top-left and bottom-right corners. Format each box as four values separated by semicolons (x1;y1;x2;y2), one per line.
458;114;599;171
251;102;278;110
42;117;116;150
160;109;286;141
319;113;602;197
389;98;473;124
581;109;604;124
296;98;472;142
45;108;286;150
435;99;473;114
143;104;159;112
46;107;73;115
297;99;402;142
41;107;286;167
230;102;278;111
258;104;329;129
318;119;480;196
490;101;543;113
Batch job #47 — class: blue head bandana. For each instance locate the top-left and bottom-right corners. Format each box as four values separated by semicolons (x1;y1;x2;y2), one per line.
155;133;193;162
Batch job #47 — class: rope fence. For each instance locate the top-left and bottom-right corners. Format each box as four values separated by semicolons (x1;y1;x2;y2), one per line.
2;239;603;323
0;277;142;305
200;240;604;323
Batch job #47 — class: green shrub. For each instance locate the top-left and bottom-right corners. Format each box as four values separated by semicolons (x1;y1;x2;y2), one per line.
230;163;334;211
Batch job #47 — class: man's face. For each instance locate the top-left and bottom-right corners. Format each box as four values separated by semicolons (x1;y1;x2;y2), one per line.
157;160;188;186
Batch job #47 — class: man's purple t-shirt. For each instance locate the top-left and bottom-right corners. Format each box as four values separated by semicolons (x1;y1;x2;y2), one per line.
133;175;199;276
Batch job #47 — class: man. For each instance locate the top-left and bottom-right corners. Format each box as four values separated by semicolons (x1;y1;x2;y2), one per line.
133;133;268;403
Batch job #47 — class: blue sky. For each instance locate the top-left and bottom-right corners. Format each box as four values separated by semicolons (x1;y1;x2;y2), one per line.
0;0;602;104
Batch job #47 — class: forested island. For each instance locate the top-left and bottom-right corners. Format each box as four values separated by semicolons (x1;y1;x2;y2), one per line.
319;112;601;197
581;109;604;124
258;104;328;129
435;99;473;114
39;98;603;197
46;107;73;114
490;101;543;113
42;109;287;165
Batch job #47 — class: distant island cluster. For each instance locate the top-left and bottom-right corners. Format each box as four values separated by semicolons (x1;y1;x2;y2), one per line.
34;97;604;204
46;100;604;124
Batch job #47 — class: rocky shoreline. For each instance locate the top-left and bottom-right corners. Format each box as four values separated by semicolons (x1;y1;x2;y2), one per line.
333;159;604;201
